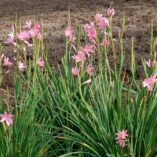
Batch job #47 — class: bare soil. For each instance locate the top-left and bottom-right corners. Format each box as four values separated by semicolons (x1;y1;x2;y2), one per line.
0;0;157;92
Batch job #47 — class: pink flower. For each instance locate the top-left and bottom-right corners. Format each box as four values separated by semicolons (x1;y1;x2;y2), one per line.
37;57;44;67
30;23;41;39
65;25;76;42
95;13;109;30
107;8;115;17
17;30;31;41
83;44;94;56
102;37;109;46
3;56;12;66
23;20;32;30
72;51;86;63
146;51;157;67
143;74;157;91
5;25;16;46
0;111;13;126
5;32;16;46
18;61;26;71
95;13;104;29
65;25;73;38
72;67;80;76
116;138;127;148
33;23;40;30
86;64;94;75
84;22;96;40
115;129;128;147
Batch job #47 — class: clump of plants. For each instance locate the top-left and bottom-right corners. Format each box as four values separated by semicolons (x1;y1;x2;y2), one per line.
0;8;157;157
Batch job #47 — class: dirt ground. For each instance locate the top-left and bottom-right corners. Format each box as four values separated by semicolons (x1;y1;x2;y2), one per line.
0;0;157;91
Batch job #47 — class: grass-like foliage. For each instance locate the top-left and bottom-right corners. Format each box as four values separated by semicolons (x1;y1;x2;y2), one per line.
0;8;157;157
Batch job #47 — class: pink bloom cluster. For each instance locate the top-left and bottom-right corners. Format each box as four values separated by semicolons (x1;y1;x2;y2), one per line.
65;10;114;83
65;25;75;42
84;11;111;41
4;20;44;71
84;22;96;40
65;9;115;84
84;10;113;46
37;57;45;67
1;55;44;72
146;51;157;67
17;30;31;42
18;21;41;42
71;44;95;77
115;129;128;147
18;60;26;71
84;44;95;56
72;44;95;64
5;27;17;46
71;67;80;76
0;111;13;126
143;74;157;91
65;26;95;84
1;54;13;66
72;50;86;63
95;13;109;30
107;8;115;17
5;20;42;47
0;54;13;75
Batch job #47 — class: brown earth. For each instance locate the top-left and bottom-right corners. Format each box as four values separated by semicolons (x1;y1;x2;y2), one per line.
0;0;157;93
